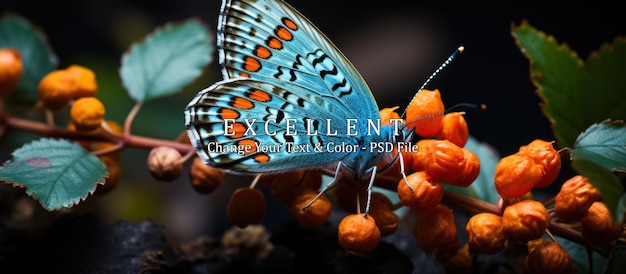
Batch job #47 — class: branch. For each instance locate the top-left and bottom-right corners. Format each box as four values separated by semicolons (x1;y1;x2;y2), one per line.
2;115;193;153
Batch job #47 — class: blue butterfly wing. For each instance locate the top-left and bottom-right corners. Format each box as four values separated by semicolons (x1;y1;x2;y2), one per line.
218;0;380;117
185;0;384;174
186;78;359;173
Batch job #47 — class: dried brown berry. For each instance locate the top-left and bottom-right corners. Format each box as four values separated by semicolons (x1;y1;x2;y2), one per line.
290;188;331;228
448;148;480;187
554;175;599;222
270;170;322;206
147;146;183;181
502;200;550;241
189;157;226;194
421;139;466;183
367;193;399;236
66;64;98;99
581;201;623;247
397;171;443;210
405;89;445;138
0;48;23;97
524;242;574;274
495;153;544;199
338;213;381;256
227;187;266;228
466;213;506;254
38;65;97;110
437;112;469;147
518;139;561;188
413;205;459;255
70;97;105;131
378;106;401;126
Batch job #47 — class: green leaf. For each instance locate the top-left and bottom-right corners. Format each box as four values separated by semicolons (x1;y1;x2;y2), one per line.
571;120;626;172
120;19;213;102
0;138;107;211
0;13;58;102
511;21;626;148
557;235;607;274
571;158;624;223
606;245;626;274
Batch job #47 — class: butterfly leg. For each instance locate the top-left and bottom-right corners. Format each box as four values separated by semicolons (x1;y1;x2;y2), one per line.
362;165;377;217
398;152;413;192
300;162;345;211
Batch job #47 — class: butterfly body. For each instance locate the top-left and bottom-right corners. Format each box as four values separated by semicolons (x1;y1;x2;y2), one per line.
185;0;412;189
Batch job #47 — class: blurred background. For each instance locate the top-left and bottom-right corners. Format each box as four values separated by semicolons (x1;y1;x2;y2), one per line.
1;0;624;242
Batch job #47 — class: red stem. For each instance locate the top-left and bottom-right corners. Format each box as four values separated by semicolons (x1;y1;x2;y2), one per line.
2;115;193;153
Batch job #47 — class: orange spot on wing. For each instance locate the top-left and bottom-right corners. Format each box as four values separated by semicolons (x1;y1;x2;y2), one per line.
254;153;270;163
275;27;293;41
282;18;298;30
227;122;247;138
248;89;271;102
243;56;261;72
237;139;257;155
239;72;250;78
267;37;283;49
254;46;271;59
219;108;239;119
232;97;254;109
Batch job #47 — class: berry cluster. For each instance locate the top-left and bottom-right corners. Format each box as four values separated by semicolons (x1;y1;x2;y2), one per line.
3;43;622;273
0;49;125;194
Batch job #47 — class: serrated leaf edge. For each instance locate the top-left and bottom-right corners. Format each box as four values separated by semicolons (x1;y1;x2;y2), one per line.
0;138;109;211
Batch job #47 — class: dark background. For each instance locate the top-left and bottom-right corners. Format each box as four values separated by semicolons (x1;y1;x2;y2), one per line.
3;0;624;155
1;0;625;240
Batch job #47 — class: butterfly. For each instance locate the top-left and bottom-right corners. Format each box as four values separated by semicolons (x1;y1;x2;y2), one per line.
185;0;458;212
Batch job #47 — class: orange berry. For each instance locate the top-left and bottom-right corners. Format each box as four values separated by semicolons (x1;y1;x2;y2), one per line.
502;200;550;241
189;157;225;194
444;243;472;273
466;213;506;254
38;70;75;110
270;170;321;206
338;213;381;256
368;193;399;236
410;139;435;172
554;175;599;222
227;187;266;228
581;201;623;247
437;112;469;147
448;148;480;187
0;48;23;97
413;205;459;254
70;97;105;131
405;89;445;137
147;146;183;182
66;65;97;99
421;139;466;183
494;153;544;198
518;139;561;188
290;188;331;228
397;171;443;210
378;106;402;126
524;242;574;274
38;65;97;110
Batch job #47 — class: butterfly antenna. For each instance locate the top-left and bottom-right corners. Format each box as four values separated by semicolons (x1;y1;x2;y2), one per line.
401;46;464;119
419;46;464;92
445;102;487;114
